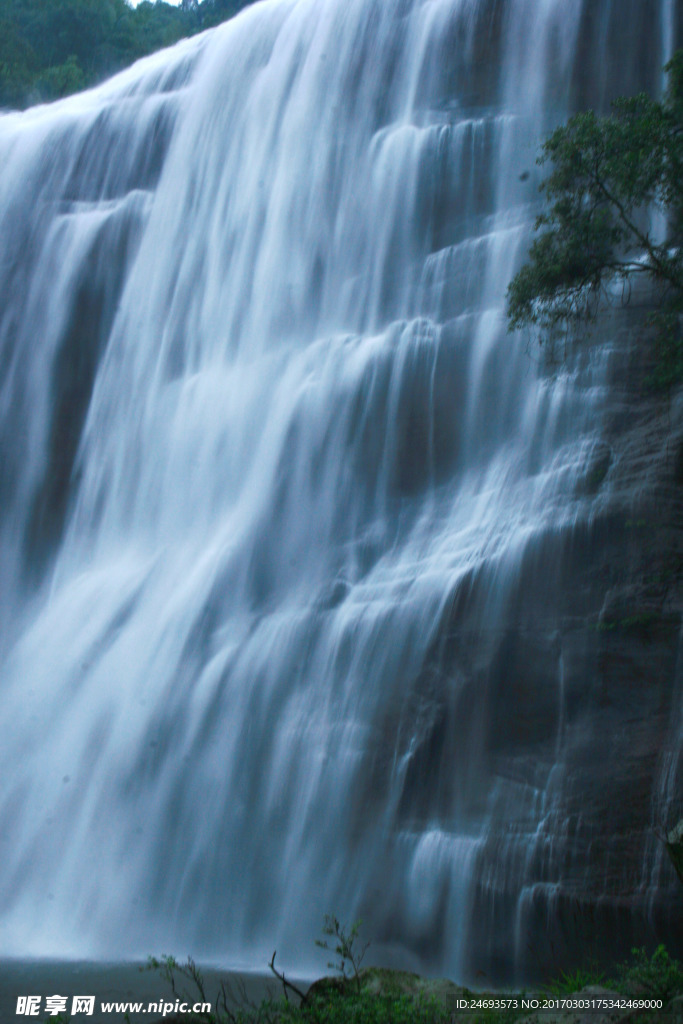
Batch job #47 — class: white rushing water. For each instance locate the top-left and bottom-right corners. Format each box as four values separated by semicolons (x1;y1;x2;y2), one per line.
0;0;677;981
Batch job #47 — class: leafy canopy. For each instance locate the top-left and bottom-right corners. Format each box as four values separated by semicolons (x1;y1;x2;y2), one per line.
507;51;683;388
0;0;257;109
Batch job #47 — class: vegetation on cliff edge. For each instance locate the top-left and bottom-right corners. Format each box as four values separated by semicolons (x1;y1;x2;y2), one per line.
507;51;683;390
0;0;257;109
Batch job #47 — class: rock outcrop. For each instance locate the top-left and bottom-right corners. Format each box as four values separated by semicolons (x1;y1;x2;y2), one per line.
667;819;683;884
367;301;683;982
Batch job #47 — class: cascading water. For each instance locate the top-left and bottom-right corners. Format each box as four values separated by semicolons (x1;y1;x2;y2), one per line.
0;0;680;982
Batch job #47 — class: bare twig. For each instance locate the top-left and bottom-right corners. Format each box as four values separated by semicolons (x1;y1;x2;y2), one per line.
269;951;309;1005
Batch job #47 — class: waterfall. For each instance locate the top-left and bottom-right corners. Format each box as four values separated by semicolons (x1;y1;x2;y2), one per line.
0;0;679;981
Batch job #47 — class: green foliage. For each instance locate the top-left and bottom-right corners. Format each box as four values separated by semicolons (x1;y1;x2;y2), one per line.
38;54;85;99
0;19;38;106
507;51;683;387
147;941;683;1024
146;954;217;1022
288;989;450;1024
617;944;683;1005
542;965;604;996
315;915;370;993
147;952;452;1024
0;0;257;110
223;989;452;1024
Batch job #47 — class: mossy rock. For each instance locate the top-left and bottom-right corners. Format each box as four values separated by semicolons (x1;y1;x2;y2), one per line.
667;994;683;1022
306;966;469;1008
306;974;349;999
666;818;683;883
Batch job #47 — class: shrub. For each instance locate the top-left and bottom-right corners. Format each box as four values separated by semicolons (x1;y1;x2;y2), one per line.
507;51;683;388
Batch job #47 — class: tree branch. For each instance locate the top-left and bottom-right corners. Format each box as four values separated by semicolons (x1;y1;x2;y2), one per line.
269;951;309;1005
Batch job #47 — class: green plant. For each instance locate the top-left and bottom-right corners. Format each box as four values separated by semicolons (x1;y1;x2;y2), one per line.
507;51;683;389
543;965;604;996
315;915;370;993
0;0;260;110
287;988;451;1024
146;954;223;1022
146;955;455;1024
144;942;683;1024
617;944;683;1004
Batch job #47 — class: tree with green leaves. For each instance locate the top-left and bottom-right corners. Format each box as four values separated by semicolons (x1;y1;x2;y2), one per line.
0;0;257;110
507;51;683;389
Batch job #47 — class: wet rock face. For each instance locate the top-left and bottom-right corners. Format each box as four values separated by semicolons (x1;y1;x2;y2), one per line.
357;305;683;983
667;820;683;883
349;307;683;981
447;309;683;981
